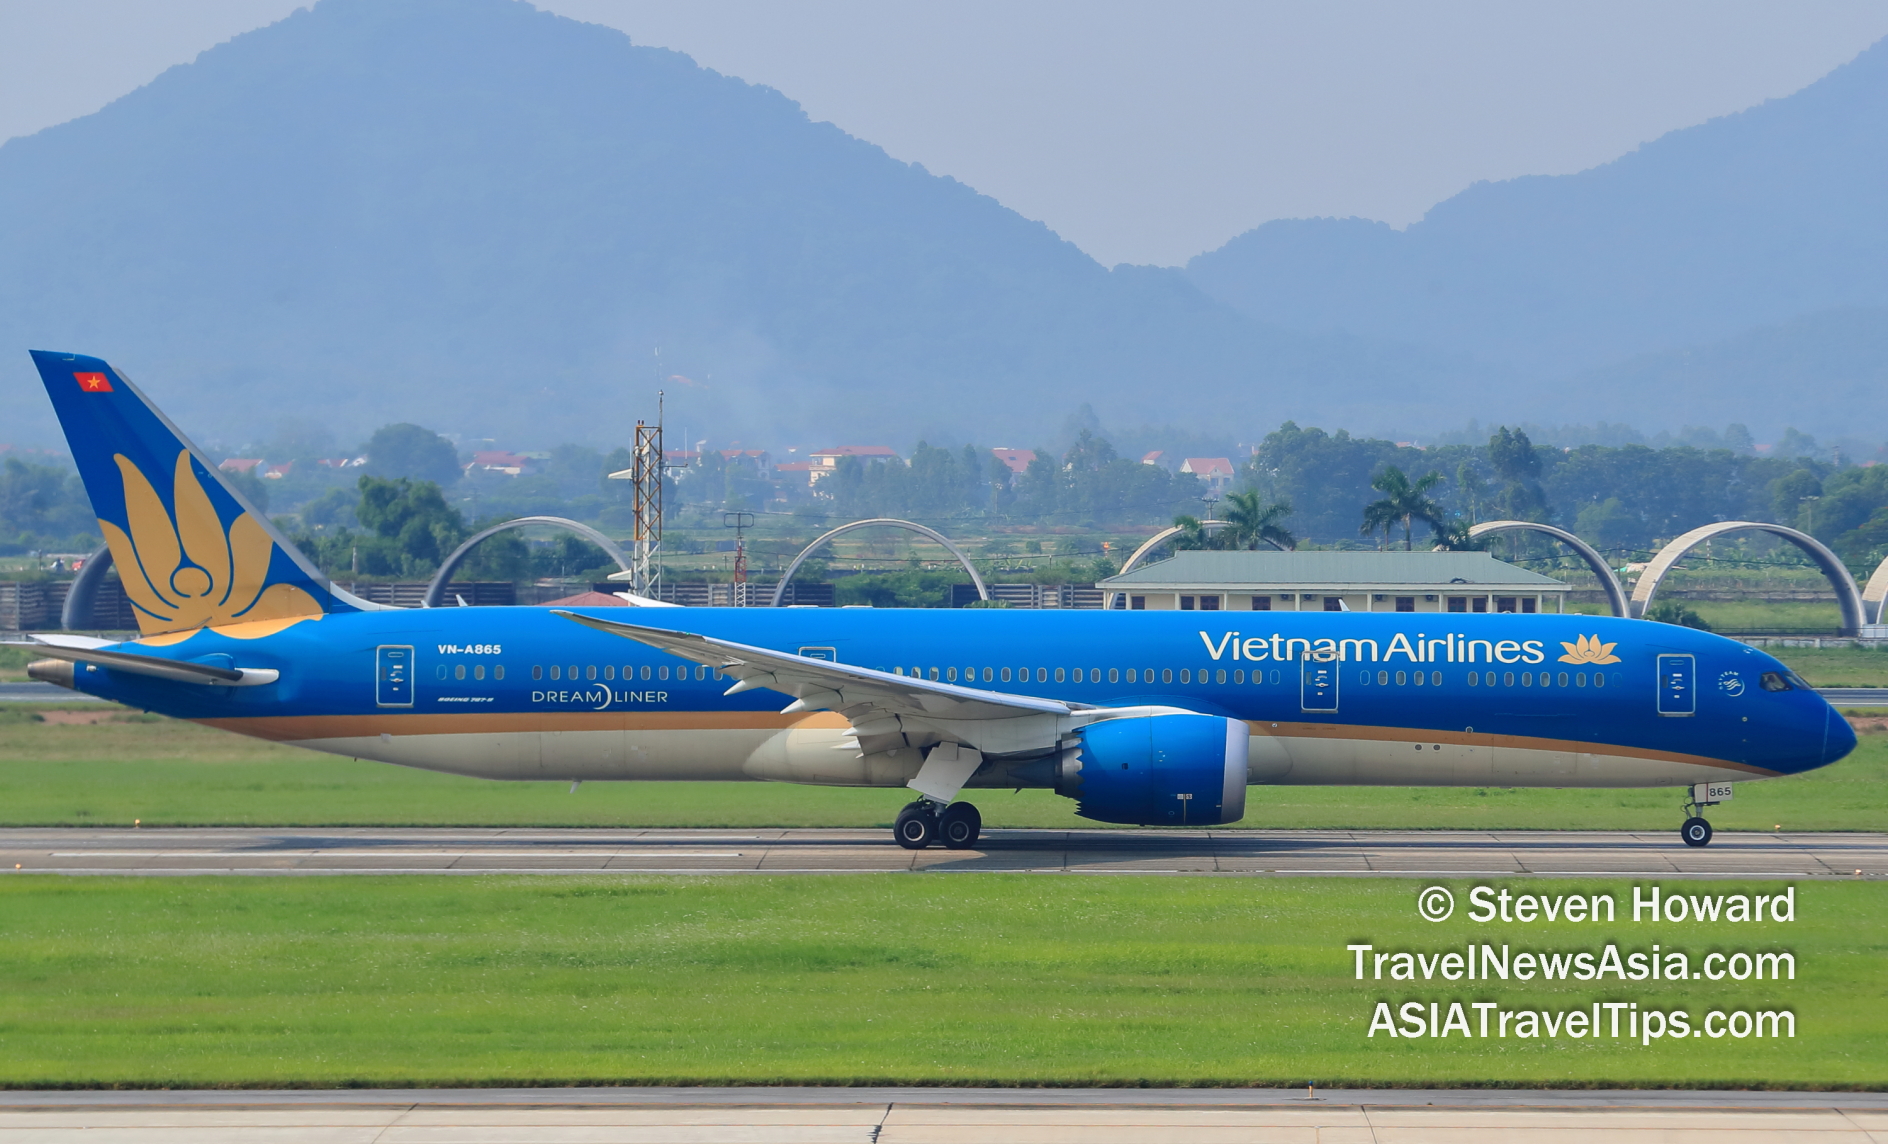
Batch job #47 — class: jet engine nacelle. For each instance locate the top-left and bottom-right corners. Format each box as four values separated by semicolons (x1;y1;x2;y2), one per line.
1059;714;1248;826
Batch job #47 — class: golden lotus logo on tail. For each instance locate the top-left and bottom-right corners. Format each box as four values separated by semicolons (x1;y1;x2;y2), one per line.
99;450;324;641
1558;635;1621;665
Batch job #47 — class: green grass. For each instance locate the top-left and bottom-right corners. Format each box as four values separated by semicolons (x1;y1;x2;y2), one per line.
0;706;1882;830
0;874;1875;1088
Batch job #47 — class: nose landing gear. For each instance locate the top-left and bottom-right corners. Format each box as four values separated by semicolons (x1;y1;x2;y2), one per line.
1678;781;1730;847
892;799;982;850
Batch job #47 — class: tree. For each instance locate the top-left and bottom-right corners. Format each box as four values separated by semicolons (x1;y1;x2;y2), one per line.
1218;489;1295;550
1487;426;1546;521
1360;466;1446;550
363;423;461;487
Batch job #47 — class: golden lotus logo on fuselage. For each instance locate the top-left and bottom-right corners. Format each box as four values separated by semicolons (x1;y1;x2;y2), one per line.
101;450;323;643
1558;635;1621;665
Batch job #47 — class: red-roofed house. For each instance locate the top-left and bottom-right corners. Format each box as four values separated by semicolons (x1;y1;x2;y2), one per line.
808;446;900;487
1181;457;1236;493
262;462;293;479
467;450;533;476
990;448;1036;477
219;458;264;474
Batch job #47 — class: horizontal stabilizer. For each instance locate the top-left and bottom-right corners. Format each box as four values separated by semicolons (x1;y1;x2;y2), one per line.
7;638;279;687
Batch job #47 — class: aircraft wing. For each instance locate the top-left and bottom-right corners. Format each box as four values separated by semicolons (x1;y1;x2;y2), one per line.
553;610;1080;722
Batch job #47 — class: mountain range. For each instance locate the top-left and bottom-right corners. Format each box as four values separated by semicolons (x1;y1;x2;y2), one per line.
0;0;1883;452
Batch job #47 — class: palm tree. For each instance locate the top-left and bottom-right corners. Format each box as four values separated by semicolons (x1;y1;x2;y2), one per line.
1220;490;1296;550
1360;466;1446;550
1173;492;1295;552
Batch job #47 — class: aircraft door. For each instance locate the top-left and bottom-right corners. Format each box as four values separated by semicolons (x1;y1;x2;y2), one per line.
1656;654;1695;717
376;645;414;707
1301;656;1338;712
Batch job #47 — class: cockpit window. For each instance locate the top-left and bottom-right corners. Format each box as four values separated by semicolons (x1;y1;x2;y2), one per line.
1759;671;1793;692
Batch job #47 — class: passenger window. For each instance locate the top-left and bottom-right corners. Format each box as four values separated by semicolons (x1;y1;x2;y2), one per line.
1000;667;1012;682
1089;669;1100;683
1521;672;1531;686
1431;671;1441;686
1503;672;1515;687
473;664;485;680
436;665;448;680
1595;673;1606;688
1037;668;1047;682
1395;671;1406;686
532;665;543;680
1413;670;1424;686
1108;668;1119;683
640;665;651;680
1575;672;1586;687
929;667;940;681
550;665;561;680
1558;671;1569;687
983;667;993;682
1126;669;1138;683
455;664;466;681
1466;672;1478;687
1215;669;1227;684
696;666;708;680
494;665;504;681
1161;668;1174;684
1054;668;1066;683
1378;670;1389;685
657;666;668;680
589;665;599;681
1233;669;1244;683
603;665;614;680
947;667;958;682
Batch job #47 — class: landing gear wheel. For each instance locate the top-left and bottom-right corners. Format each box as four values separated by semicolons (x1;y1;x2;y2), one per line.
939;802;982;849
894;802;937;850
1680;816;1713;848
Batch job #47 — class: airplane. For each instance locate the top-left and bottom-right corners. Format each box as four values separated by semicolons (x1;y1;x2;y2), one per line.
12;351;1855;850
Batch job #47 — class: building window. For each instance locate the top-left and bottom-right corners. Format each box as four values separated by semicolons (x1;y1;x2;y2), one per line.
1180;595;1196;610
1199;595;1221;611
1130;595;1146;610
1522;598;1538;613
1394;597;1415;612
1496;597;1518;613
1447;597;1467;613
1252;596;1270;610
1324;596;1343;611
1472;597;1488;613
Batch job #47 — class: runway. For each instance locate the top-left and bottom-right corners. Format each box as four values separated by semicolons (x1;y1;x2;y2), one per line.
1;1086;1884;1142
2;825;1881;878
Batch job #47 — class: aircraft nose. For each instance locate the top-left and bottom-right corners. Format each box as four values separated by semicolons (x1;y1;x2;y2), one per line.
1824;704;1858;766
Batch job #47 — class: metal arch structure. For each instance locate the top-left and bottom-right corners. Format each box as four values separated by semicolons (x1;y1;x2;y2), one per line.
1631;521;1866;635
1106;521;1235;610
1466;521;1629;619
1863;556;1888;625
59;545;114;630
424;517;632;609
772;518;988;608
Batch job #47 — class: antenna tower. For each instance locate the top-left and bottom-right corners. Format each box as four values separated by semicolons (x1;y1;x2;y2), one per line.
630;391;663;596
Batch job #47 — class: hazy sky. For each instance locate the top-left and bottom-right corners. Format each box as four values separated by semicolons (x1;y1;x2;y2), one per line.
4;1;1886;266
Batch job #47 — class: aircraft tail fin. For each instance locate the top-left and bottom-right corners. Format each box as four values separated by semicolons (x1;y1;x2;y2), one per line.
28;350;376;641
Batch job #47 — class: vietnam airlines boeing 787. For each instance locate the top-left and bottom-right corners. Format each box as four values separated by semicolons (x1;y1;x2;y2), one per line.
14;351;1854;849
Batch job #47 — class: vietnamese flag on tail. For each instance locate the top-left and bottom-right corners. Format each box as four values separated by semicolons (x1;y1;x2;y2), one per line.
73;372;113;392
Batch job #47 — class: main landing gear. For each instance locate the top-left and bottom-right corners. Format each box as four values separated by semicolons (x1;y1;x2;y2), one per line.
893;800;982;851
